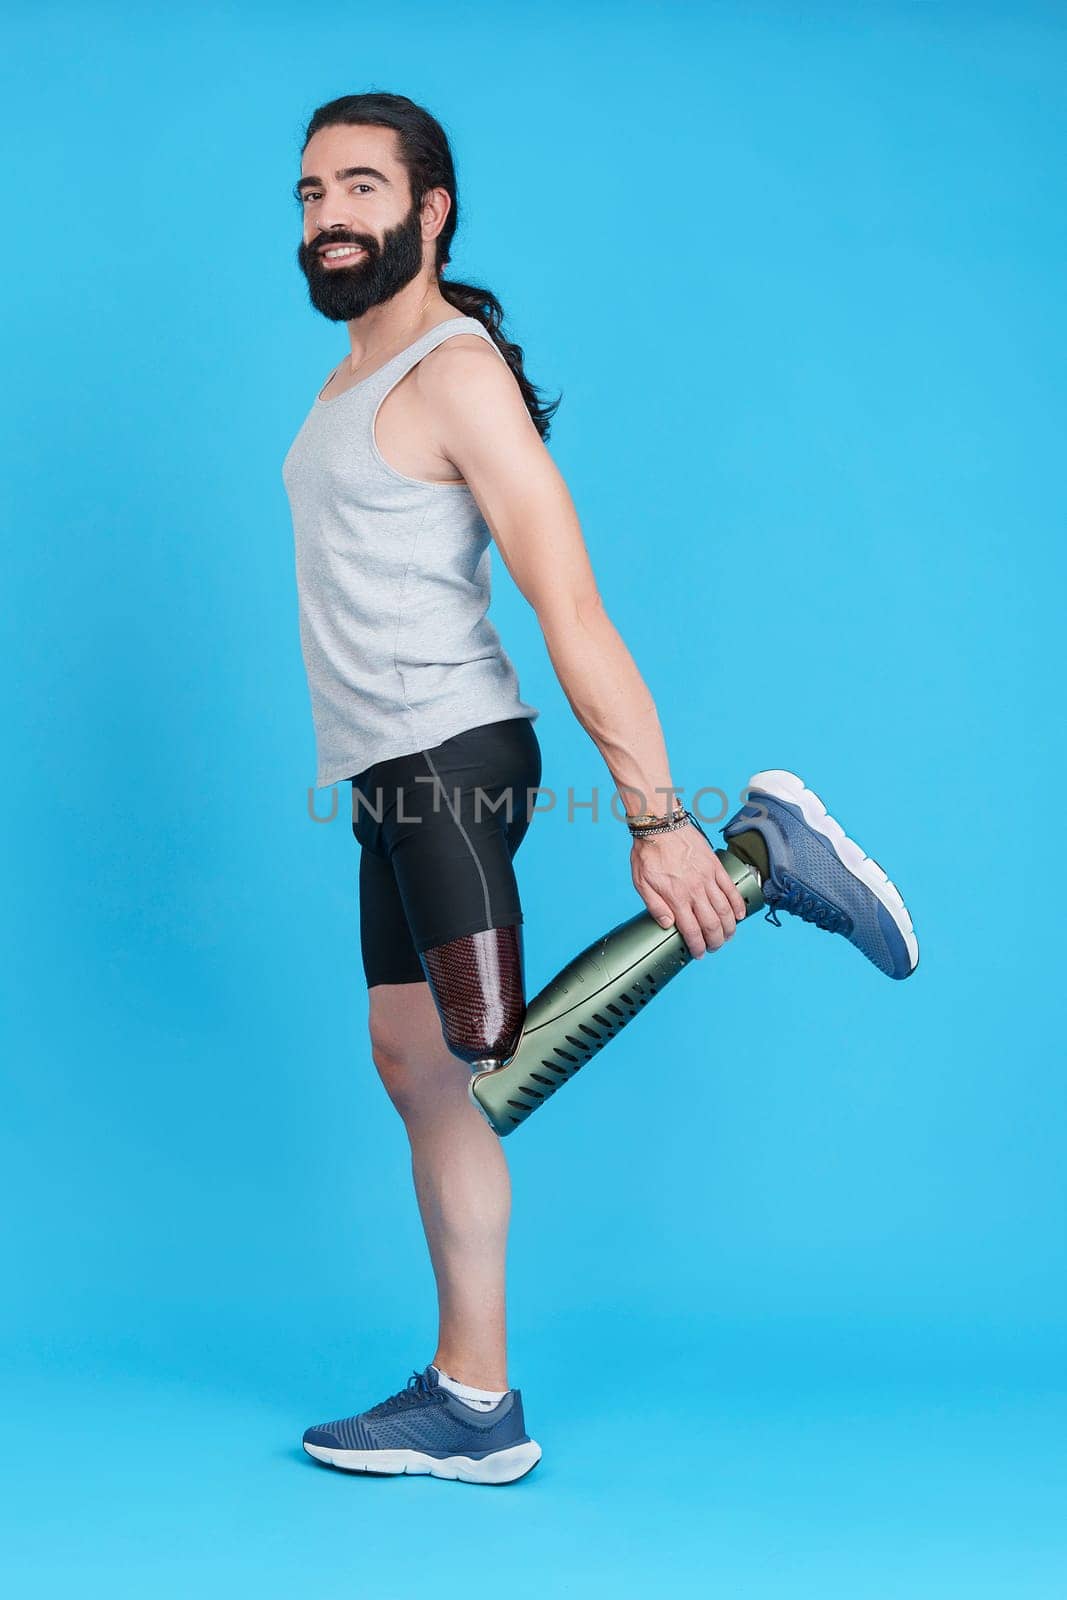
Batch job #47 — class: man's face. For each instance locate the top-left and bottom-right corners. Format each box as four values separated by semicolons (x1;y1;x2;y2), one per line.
295;124;427;322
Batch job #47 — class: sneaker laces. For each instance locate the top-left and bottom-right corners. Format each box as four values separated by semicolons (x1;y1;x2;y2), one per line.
365;1369;444;1417
762;871;852;934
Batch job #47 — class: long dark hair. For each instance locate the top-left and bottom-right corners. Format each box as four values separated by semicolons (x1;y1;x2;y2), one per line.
300;92;562;442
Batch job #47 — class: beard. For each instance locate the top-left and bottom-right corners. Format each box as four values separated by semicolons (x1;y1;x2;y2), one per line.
296;195;426;322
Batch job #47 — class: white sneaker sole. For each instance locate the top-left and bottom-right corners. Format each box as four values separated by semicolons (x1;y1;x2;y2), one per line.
302;1438;542;1484
745;768;920;975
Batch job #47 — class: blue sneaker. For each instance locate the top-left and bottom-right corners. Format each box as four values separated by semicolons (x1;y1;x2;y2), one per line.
723;769;919;980
302;1365;542;1484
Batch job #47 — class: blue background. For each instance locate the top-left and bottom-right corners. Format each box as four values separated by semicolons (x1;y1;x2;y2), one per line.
3;1;1064;1594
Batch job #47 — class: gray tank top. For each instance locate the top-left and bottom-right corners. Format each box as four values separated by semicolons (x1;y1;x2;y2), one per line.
281;315;540;788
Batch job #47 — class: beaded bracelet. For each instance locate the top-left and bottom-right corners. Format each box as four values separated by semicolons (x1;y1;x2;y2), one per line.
627;800;688;839
630;807;714;853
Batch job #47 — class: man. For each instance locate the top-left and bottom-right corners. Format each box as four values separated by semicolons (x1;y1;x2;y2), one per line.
282;92;918;1485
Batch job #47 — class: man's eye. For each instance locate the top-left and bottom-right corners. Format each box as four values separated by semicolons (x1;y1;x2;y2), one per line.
298;184;372;203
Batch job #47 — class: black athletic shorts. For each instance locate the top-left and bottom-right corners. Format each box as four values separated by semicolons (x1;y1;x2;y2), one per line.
348;715;543;988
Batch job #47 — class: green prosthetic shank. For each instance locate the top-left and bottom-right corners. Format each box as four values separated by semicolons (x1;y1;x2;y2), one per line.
468;844;765;1136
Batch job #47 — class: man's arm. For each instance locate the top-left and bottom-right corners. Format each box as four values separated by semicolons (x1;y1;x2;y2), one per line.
414;339;677;822
414;337;746;956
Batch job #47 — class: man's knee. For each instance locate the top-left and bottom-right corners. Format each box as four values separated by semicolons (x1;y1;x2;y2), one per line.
367;995;465;1120
367;1017;435;1120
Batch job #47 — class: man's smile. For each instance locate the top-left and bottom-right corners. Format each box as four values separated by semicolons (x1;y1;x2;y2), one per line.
318;243;368;267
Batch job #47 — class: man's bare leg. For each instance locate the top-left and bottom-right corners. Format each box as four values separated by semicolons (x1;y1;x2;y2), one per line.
368;980;511;1392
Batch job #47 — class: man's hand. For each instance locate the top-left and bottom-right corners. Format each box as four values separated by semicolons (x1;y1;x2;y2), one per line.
631;822;747;958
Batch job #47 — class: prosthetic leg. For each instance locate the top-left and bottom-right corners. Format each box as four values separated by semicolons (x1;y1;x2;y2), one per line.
417;818;768;1138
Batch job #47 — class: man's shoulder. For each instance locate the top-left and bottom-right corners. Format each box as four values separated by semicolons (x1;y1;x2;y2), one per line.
419;326;507;375
413;327;514;415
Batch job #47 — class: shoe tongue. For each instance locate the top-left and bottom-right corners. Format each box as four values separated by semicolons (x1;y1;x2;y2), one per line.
424;1364;441;1388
